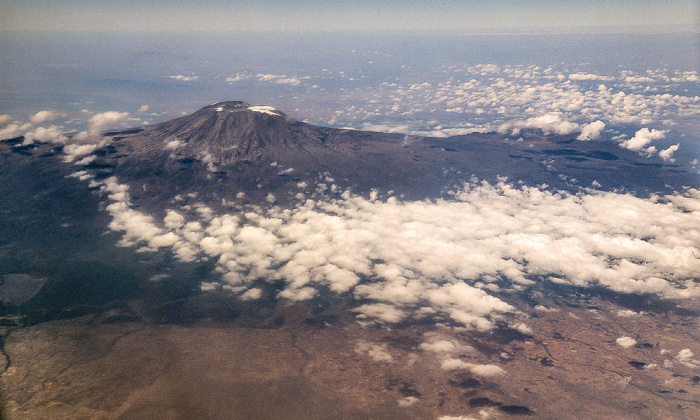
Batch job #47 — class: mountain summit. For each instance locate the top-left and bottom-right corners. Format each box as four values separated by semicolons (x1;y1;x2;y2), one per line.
113;101;329;165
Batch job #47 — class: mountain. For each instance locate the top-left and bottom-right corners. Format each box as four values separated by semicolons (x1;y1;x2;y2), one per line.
83;101;695;209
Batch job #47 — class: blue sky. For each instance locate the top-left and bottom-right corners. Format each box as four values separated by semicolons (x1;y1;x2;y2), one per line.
0;0;697;32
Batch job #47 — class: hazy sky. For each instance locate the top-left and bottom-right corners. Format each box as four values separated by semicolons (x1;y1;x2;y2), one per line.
0;0;697;32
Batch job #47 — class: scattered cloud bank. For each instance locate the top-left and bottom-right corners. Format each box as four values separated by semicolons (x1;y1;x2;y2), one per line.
2;108;135;144
325;63;699;149
568;73;615;81
63;170;700;331
223;72;307;87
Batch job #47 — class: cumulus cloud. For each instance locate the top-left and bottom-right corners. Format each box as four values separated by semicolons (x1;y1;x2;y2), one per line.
355;340;393;362
616;310;642;317
23;125;68;144
225;73;248;83
497;113;579;136
164;139;185;150
240;288;263;301
577;120;605;141
0;123;22;140
616;336;637;348
420;340;457;353
398;396;419;407
74;111;130;141
675;349;700;368
437;416;478;420
568;73;615;81
619;128;667;152
659;143;679;162
0;114;13;126
169;74;199;81
440;359;506;377
137;105;150;113
256;73;302;86
29;110;62;124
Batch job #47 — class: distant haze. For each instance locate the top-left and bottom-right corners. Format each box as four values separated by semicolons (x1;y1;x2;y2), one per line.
0;0;697;32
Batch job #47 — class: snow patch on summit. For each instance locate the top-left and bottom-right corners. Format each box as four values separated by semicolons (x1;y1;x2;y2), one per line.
248;106;282;116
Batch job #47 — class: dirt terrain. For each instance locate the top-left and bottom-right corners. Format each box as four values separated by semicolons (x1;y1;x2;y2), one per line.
2;293;699;420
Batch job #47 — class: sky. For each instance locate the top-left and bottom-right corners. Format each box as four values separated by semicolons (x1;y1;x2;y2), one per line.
0;0;697;32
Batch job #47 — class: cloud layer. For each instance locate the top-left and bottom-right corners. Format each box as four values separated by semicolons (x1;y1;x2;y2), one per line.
70;172;700;332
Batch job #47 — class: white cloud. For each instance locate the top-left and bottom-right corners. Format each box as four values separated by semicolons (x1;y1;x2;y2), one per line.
74;111;130;141
164;139;185;150
624;76;655;83
169;74;198;81
0;114;13;126
355;340;393;362
23;125;68;144
255;73;302;86
137;105;150;113
619;128;667;151
616;310;642;317
437;417;478;420
498;113;579;136
29;110;62;124
569;73;615;81
478;63;500;73
440;359;506;377
659;143;679;162
616;336;637;348
0;123;22;140
398;396;419;407
420;340;457;353
225;73;249;83
675;349;700;368
577;120;605;140
240;288;263;300
62;143;99;162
